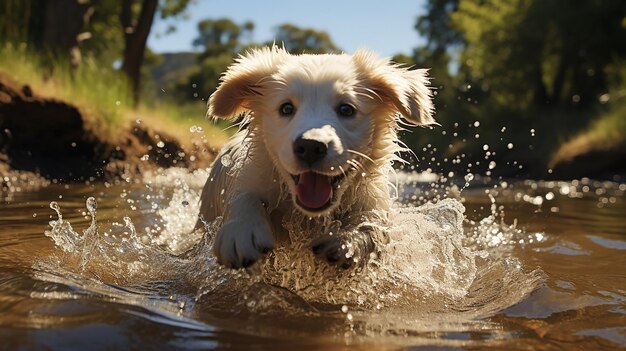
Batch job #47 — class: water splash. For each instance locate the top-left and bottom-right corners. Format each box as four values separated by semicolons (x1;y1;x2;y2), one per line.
40;169;545;332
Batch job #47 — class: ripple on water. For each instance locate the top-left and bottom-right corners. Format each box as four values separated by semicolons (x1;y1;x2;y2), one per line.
39;173;545;335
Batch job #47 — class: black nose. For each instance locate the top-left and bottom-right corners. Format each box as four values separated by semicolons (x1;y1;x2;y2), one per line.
293;137;328;165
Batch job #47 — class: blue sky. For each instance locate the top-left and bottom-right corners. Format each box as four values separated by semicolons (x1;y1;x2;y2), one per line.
148;0;427;57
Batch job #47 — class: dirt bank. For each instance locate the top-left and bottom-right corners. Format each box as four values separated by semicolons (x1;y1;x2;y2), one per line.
549;142;626;179
0;77;217;185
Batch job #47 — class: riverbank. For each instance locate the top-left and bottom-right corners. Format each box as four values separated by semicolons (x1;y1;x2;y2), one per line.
0;75;223;187
2;68;625;183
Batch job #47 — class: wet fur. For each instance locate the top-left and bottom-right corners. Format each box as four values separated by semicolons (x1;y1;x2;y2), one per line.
197;46;434;268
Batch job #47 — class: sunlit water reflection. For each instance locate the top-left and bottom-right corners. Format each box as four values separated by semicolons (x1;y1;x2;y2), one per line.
0;169;624;350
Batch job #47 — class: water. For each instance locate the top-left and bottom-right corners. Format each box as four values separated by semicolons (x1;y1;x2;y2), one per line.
0;169;625;350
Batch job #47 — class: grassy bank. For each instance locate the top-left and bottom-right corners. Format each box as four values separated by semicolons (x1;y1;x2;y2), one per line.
551;100;626;167
0;43;229;148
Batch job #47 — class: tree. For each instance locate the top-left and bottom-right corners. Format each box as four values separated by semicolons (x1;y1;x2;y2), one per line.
120;0;192;106
1;0;95;68
120;0;158;106
174;21;341;101
271;24;339;54
167;18;255;101
451;0;626;108
415;0;461;55
193;18;253;59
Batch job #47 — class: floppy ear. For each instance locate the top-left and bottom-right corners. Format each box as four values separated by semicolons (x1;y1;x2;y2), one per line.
208;46;289;120
352;49;435;126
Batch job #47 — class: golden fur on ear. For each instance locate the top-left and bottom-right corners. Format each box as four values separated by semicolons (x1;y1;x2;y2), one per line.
352;49;435;126
208;46;289;119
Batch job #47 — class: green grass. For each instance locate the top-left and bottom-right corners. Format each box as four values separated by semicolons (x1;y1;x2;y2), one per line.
0;42;230;147
551;100;626;166
0;42;130;132
133;100;232;147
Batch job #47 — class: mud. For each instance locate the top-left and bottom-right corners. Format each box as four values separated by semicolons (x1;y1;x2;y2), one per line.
0;78;215;184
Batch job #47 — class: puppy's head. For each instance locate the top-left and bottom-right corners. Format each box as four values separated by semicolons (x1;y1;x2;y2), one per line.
209;47;434;216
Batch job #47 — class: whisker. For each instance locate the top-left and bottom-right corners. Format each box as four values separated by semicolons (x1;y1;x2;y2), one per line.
346;159;365;173
347;149;375;164
222;121;242;132
337;164;347;178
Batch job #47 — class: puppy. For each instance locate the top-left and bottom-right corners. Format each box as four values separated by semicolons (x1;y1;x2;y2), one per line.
197;46;434;269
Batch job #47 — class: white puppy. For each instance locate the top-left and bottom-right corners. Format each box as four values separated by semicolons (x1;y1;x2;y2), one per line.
198;46;434;269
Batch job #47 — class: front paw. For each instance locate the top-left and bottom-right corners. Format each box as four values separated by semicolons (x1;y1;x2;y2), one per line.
213;218;274;269
311;235;356;269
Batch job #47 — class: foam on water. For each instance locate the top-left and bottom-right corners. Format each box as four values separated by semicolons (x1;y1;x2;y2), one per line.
41;168;545;332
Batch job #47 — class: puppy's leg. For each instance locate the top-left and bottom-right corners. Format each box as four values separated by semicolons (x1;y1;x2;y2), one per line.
214;192;274;268
312;221;387;269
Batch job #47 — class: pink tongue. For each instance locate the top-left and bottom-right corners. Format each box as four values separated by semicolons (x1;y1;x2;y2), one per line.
296;172;332;209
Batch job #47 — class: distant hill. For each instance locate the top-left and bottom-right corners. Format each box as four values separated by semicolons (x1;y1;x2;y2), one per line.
149;52;199;90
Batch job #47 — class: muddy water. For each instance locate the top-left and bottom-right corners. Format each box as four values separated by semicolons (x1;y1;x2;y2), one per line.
0;170;624;350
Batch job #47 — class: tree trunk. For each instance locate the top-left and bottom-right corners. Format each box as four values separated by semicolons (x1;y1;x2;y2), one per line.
550;54;569;105
121;0;158;106
42;0;94;69
532;64;549;106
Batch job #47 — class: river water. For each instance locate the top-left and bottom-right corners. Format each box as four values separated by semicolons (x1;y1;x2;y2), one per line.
0;169;624;350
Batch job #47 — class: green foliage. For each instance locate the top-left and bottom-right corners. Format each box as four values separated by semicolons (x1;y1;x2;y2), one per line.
159;0;193;18
0;0;32;42
193;18;254;58
171;53;234;102
81;1;124;67
165;20;340;103
0;43;130;131
269;24;340;54
401;0;626;176
451;0;626;109
415;0;461;53
552;99;626;168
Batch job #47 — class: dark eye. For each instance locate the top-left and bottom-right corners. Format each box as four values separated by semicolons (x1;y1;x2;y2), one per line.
279;102;295;116
337;104;355;117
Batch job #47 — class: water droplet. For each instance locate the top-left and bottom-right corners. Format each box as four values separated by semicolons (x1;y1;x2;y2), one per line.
50;201;60;212
341;305;349;313
156;141;165;148
189;125;204;133
86;197;97;214
221;154;232;167
123;216;138;240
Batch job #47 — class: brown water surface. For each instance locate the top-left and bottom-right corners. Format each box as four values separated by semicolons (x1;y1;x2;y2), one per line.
0;172;624;350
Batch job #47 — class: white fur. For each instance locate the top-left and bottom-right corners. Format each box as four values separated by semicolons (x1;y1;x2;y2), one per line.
197;46;435;268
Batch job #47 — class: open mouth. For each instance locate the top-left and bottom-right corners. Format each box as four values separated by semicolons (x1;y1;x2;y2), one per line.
290;171;345;212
